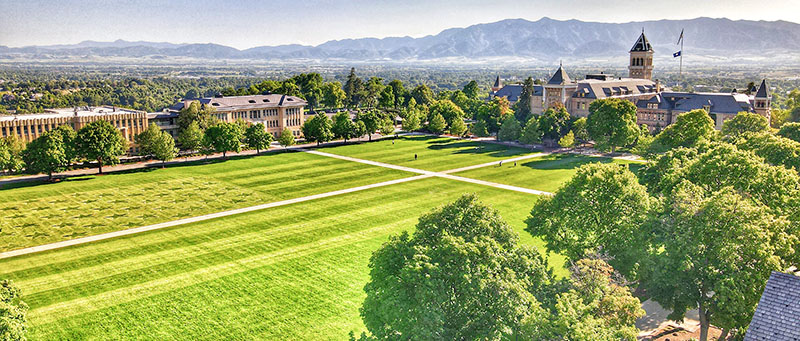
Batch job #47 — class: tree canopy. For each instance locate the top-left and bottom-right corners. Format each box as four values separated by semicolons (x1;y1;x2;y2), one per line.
360;194;551;340
245;123;273;153
0;280;27;341
721;111;769;138
202;122;243;157
649;109;715;154
76;120;127;174
498;114;522;142
278;128;295;148
301;112;334;145
586;98;639;152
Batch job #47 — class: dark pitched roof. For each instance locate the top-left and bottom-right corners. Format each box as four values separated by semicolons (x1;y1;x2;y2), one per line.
548;65;572;85
637;91;754;114
489;84;543;102
755;79;769;98
630;31;653;52
572;78;657;99
493;76;502;88
745;272;800;341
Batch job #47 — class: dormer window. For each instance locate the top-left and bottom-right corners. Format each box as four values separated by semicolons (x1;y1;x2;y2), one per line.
212;103;220;106
263;99;270;102
249;100;256;103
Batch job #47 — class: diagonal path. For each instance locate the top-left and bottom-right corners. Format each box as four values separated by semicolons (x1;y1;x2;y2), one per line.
1;148;552;259
301;149;553;195
0;174;432;259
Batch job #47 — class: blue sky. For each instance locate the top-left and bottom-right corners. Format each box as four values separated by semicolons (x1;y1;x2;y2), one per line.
1;0;798;49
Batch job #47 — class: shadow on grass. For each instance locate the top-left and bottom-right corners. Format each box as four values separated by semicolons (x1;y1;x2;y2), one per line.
0;149;298;191
520;154;643;174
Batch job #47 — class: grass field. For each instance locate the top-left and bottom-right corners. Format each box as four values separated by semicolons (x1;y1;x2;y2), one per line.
455;153;645;193
0;177;563;340
319;135;538;171
0;151;411;252
0;136;630;340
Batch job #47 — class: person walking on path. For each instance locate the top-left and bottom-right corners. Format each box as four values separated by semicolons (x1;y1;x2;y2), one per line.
499;161;502;167
414;154;418;160
514;161;517;167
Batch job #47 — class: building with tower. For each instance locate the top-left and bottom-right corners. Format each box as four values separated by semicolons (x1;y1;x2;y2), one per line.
488;30;771;130
629;30;654;80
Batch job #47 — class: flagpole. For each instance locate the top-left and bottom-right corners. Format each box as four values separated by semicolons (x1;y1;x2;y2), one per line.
679;33;683;78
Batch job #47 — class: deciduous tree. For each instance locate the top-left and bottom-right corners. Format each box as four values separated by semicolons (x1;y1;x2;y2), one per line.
649;109;715;153
202;122;243;158
777;122;800;142
245;123;273;153
427;113;447;135
331;112;356;143
586;98;639;153
360;194;552;340
301;112;334;145
519;116;542;146
22;130;69;180
448;117;467;137
76;120;127;174
721;111;769;138
498;114;522;142
178;121;204;152
0;280;27;341
278;128;295;149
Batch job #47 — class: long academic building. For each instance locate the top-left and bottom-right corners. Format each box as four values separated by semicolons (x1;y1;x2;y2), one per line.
160;94;308;138
490;31;771;131
0;94;307;152
0;106;148;144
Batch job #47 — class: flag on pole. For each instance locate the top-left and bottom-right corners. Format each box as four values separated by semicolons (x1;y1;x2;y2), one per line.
673;51;681;58
676;28;684;45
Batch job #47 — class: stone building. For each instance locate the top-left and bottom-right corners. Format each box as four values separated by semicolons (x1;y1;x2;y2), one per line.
489;30;771;130
169;94;307;138
0;105;147;144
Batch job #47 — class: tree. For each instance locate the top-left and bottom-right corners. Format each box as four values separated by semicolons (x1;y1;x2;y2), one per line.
50;125;77;162
558;130;575;148
278;128;295;149
523;258;644;341
539;107;571;142
462;80;481;99
519;116;543;146
514;77;535;122
76;120;127;174
245;123;273;153
150;130;177;167
526;163;651;277
379;116;395;136
428;100;465;129
22;130;69;180
498;114;522;142
410;84;434;107
177;101;214;131
778;122;800;142
643;182;797;340
470;120;489;137
301;112;334;145
427;113;447;135
0;136;25;174
722;111;769;138
362;77;385;109
572;117;589;147
476;97;513;133
448;117;467;137
331;112;356;143
360;194;552;340
202;122;243;158
321;82;346;109
401;108;421;132
178;121;204;151
353;120;367;141
388;79;407;108
378;86;394;109
344;68;363;108
736;132;800;170
649;109;715;154
356;111;380;141
586;98;639;153
0;280;27;340
135;123;164;156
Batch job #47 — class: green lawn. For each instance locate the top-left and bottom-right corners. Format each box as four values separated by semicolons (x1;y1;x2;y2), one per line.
319;135;538;171
0;177;563;340
455;153;645;193
0;151;411;252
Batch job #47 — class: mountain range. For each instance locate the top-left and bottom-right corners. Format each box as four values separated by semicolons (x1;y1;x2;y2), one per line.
2;17;799;64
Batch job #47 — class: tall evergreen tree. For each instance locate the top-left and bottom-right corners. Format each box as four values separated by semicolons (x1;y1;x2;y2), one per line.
514;77;535;122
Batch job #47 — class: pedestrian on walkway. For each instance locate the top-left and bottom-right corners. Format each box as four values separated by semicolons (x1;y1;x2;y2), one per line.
414;154;418;160
499;161;502;167
514;161;517;167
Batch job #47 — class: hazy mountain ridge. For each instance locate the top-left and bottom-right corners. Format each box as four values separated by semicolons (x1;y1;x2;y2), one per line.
2;17;799;63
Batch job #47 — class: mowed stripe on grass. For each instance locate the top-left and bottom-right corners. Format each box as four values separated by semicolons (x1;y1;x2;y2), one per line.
0;177;557;340
319;135;538;172
0;151;412;252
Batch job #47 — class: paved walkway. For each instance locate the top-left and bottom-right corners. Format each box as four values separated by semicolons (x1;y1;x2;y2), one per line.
1;144;554;259
301;149;554;196
0;174;432;259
